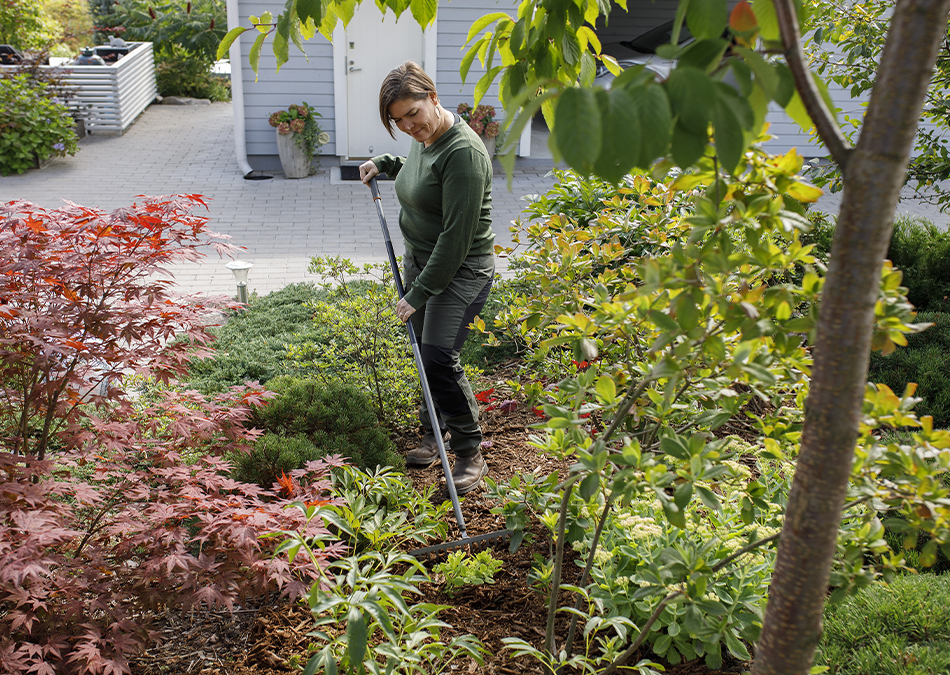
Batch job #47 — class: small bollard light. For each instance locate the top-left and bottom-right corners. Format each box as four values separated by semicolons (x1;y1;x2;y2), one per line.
225;260;254;304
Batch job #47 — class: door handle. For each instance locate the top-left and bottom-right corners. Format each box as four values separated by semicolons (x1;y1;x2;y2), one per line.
349;66;361;72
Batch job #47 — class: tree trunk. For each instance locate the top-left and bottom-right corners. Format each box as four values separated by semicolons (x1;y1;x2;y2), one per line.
752;2;950;674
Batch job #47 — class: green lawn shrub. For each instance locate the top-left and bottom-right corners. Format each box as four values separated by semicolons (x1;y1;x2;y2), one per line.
815;573;950;675
231;376;402;489
868;311;950;428
886;217;950;313
187;283;328;393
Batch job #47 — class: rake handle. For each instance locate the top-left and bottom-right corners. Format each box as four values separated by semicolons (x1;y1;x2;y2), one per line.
368;177;468;539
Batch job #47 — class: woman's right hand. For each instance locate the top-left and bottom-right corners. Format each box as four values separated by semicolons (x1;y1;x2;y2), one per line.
359;160;379;185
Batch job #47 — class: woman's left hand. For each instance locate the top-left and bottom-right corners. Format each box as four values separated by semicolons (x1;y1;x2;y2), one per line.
395;298;417;323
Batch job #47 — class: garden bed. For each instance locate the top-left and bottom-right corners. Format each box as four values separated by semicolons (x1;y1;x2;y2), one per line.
129;396;748;675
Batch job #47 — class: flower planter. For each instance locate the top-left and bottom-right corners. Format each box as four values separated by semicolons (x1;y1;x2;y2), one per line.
276;130;312;178
479;134;496;158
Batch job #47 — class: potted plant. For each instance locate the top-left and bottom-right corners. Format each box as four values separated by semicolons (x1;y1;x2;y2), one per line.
457;103;500;157
269;102;329;179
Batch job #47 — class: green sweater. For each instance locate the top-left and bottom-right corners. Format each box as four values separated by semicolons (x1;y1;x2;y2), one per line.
372;116;494;309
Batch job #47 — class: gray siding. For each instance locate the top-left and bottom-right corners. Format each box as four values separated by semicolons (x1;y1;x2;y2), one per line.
235;0;336;164
435;1;519;119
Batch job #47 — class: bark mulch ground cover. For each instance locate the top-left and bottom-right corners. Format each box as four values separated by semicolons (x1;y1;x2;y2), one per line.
130;398;748;675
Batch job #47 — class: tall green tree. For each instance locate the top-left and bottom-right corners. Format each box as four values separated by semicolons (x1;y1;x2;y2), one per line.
221;0;950;672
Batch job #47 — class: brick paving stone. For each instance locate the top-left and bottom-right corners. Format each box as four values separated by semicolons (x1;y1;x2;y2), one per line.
0;102;564;297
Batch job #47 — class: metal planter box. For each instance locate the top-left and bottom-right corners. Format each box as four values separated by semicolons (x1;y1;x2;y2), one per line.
62;42;157;135
2;42;157;135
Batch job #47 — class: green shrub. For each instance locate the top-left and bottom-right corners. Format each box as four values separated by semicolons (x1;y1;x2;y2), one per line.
868;311;950;428
0;0;59;49
187;283;329;393
815;574;950;675
229;433;323;490
234;377;402;488
0;75;79;176
155;46;230;101
886;217;950;313
290;258;422;429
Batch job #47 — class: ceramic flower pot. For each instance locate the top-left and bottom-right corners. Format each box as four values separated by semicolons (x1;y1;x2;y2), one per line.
478;133;496;158
276;130;312;179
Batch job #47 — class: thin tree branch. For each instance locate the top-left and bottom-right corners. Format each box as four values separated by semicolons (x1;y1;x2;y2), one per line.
773;0;853;169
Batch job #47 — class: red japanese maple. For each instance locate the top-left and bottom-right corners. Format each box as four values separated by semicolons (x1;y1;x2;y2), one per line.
0;198;348;675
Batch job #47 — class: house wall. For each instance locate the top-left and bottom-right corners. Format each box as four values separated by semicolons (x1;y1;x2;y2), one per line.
236;0;336;169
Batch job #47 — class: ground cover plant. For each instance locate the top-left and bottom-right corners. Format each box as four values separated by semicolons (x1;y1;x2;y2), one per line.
186;282;329;393
814;573;950;675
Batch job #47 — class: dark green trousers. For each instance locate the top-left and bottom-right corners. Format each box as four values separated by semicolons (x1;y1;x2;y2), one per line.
404;252;494;457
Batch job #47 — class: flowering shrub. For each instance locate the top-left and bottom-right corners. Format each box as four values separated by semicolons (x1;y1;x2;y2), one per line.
0;74;79;175
457;102;500;139
268;101;329;166
0;196;349;674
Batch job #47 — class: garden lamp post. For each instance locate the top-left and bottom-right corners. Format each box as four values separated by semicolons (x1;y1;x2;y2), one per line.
225;260;253;304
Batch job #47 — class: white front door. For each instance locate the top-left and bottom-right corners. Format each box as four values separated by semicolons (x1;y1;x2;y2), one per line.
344;7;424;159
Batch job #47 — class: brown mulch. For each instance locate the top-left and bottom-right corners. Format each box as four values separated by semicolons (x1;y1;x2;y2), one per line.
130;383;748;675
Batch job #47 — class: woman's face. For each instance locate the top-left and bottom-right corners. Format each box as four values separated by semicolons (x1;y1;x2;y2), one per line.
389;92;444;146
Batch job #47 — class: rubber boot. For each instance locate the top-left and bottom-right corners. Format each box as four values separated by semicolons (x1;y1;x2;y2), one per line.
406;430;450;468
451;451;488;494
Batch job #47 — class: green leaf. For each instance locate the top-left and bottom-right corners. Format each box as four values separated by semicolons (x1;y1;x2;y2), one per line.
674;481;693;509
735;46;778;101
297;0;321;25
561;30;582;66
665;67;715;135
751;0;779;41
696;485;721;511
465;12;510;44
596;375;617;403
687;0;727;40
663;501;687;528
249;31;267;79
723;630;751;660
273;5;292;73
712;96;743;173
592;88;641;183
715;82;754;129
460;36;488;84
647;308;680;334
473;66;503;107
678;37;728;73
672;123;706;167
346;607;368;666
661;435;691;461
217;26;248;60
579;472;600;500
784;90;813;132
554;87;602;175
634;85;672;167
579;50;596;87
409;0;437;29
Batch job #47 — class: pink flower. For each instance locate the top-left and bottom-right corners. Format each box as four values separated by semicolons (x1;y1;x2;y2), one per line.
268;112;281;127
290;118;306;133
468;118;485;135
277;121;291;135
457;102;471;114
484;121;500;139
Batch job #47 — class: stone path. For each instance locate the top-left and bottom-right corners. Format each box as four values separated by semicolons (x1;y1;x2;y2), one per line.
0;102;559;297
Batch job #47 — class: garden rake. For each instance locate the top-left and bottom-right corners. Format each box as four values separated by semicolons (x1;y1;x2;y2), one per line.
367;177;512;559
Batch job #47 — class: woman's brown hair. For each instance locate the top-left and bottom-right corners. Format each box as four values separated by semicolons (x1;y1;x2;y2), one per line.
378;61;436;139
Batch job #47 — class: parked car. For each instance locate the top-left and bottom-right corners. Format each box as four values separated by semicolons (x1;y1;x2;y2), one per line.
594;21;694;87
